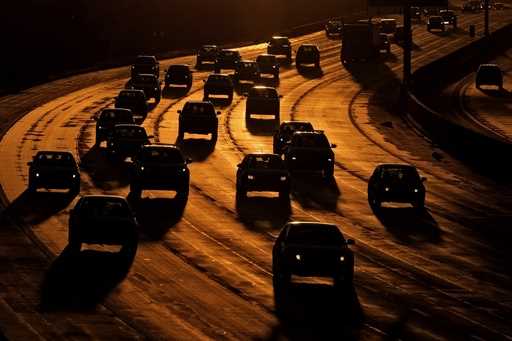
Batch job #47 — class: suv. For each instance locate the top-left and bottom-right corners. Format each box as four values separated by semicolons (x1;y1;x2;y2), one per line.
476;64;503;89
273;121;314;154
27;151;80;193
165;64;192;91
203;74;234;103
367;164;426;210
130;74;162;103
130;144;190;200
131;55;159;78
196;45;220;69
272;222;355;292
246;86;280;120
107;124;151;159
267;36;292;63
214;49;241;73
256;54;280;81
295;44;320;70
95;108;134;145
233;61;260;85
236;153;290;200
68;195;138;254
283;131;336;178
427;16;445;32
439;10;457;29
178;101;220;141
325;20;343;37
115;89;148;119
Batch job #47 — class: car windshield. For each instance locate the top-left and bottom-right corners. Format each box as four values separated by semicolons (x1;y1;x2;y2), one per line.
133;75;156;84
282;122;314;134
100;110;132;123
271;37;289;45
294;134;330;148
115;126;147;138
208;75;229;83
169;65;188;73
140;148;184;163
257;55;276;64
287;224;345;245
300;46;316;53
381;167;420;183
80;198;131;218
183;102;216;116
247;155;284;169
480;66;501;76
250;87;277;98
201;46;216;53
135;56;156;65
35;152;74;167
119;91;144;100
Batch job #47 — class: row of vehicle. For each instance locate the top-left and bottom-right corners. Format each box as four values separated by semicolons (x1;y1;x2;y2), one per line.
462;0;506;12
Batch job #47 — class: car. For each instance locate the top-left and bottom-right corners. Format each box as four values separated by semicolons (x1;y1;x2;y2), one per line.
130;144;190;200
95;108;134;146
295;44;320;70
325;20;343;36
245;86;280;120
214;49;241;73
130;73;162;103
283;131;336;178
476;64;503;89
68;195;138;254
106;124;151;159
411;6;422;20
131;55;159;78
27;151;80;193
267;36;292;63
273;121;315;154
196;45;220;69
462;1;482;11
427;16;445;32
203;74;234;103
115;89;149;119
380;18;397;34
236;153;290;200
378;33;391;54
367;164;426;210
439;9;457;29
256;54;280;81
272;221;355;292
178;101;220;141
165;64;192;91
233;61;260;85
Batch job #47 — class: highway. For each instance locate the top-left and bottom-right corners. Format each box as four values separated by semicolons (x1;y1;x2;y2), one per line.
0;8;512;341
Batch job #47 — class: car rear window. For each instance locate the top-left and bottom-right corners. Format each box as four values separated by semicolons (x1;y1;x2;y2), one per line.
141;148;184;163
183;102;216;116
80;198;131;218
100;110;132;123
169;65;189;73
115;126;147;138
250;87;277;98
381;167;419;182
301;46;316;53
247;154;284;169
35;153;74;166
257;55;276;64
272;38;289;45
294;133;330;148
287;224;344;245
119;91;144;99
135;56;156;65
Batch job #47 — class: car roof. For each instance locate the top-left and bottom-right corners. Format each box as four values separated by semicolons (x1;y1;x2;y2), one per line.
114;124;143;129
141;144;180;151
271;36;289;40
202;44;218;48
293;130;325;137
281;120;312;126
208;73;230;80
240;60;257;65
134;73;157;79
286;221;339;231
257;54;276;58
299;44;318;48
168;64;189;69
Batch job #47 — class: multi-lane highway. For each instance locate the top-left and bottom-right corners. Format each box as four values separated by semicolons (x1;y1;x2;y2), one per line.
1;8;512;341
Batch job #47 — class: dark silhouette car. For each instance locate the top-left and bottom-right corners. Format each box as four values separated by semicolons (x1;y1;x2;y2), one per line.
131;55;159;79
68;195;138;254
196;45;220;69
256;54;280;81
203;74;234;103
272;221;355;292
295;44;320;70
273;121;314;154
367;164;426;210
427;16;445;32
115;89;148;119
165;64;192;91
178;101;220;141
233;61;261;85
476;64;503;90
378;33;391;54
236;153;290;200
130;144;190;200
214;49;242;73
245;86;280;120
325;20;343;37
439;10;457;29
129;74;162;103
283;131;336;178
107;124;151;159
95;108;134;145
267;36;292;63
27;151;80;193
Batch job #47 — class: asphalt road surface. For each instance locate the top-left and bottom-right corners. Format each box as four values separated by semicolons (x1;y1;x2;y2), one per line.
1;8;512;341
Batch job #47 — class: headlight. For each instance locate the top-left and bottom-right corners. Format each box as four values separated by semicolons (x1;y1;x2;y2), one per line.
35;173;40;177
279;138;283;141
247;175;255;180
154;88;158;91
339;256;345;262
295;254;301;261
280;176;287;181
414;188;419;193
140;166;145;171
72;174;77;179
291;156;297;160
182;168;187;172
385;187;390;192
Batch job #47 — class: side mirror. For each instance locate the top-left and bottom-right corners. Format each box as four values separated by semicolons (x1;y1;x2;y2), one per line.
331;144;337;148
421;177;427;182
217;111;221;115
346;239;355;245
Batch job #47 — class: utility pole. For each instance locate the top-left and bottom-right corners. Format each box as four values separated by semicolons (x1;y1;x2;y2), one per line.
484;0;490;36
403;0;412;88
